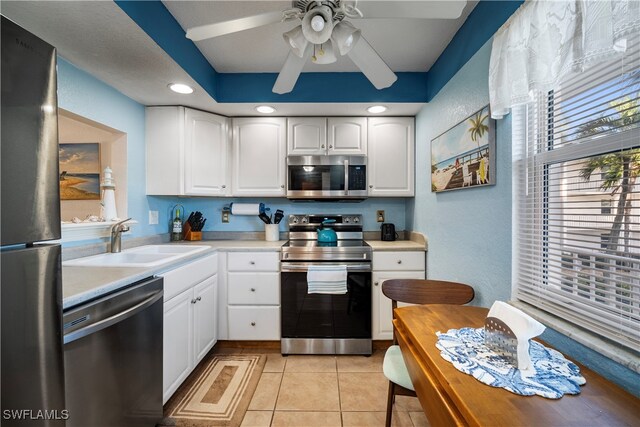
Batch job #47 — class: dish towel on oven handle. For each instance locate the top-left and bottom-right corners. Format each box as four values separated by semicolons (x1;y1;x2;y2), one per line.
307;265;348;294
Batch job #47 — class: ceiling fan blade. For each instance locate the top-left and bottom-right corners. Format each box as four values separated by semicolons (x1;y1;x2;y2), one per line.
273;44;313;94
354;1;467;19
186;11;284;41
347;35;397;90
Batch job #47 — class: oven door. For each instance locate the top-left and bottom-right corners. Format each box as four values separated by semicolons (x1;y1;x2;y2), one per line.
280;262;371;340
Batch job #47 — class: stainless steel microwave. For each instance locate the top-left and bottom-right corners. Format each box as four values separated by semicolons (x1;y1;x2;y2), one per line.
286;155;367;200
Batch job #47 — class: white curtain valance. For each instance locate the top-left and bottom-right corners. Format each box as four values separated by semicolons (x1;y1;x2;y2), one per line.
489;0;640;119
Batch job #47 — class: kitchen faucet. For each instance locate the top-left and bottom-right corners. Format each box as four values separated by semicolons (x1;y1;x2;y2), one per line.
110;218;131;253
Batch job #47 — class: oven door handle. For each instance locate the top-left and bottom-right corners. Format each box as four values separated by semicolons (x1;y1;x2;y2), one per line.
281;262;371;273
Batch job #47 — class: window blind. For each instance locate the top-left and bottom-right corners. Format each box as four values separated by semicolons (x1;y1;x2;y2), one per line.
513;33;640;349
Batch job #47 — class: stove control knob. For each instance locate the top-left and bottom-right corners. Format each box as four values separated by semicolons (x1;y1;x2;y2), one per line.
354;217;359;223
292;217;299;224
301;217;308;224
344;217;350;223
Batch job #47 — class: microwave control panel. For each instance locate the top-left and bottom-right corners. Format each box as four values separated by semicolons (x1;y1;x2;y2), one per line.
349;165;367;191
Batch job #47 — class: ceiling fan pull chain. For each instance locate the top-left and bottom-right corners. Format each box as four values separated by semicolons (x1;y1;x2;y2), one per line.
312;44;317;62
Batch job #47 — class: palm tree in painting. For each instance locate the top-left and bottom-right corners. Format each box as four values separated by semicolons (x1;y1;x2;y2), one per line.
578;94;640;253
467;111;489;147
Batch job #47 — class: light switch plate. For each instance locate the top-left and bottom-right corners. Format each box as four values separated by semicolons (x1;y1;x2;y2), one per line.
376;210;385;222
148;210;159;225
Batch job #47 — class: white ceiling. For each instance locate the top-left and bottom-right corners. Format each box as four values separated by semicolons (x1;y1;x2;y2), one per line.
0;1;478;116
164;0;477;73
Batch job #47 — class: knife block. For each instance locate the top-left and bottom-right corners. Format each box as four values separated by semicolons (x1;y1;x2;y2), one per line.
182;222;202;241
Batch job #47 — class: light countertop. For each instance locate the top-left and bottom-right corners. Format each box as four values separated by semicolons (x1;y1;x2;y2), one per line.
63;240;284;310
62;238;425;310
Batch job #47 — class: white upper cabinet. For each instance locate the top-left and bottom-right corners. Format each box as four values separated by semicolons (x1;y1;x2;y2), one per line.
287;117;327;155
146;106;230;196
184;108;229;196
232;117;286;197
367;117;415;197
327;117;367;155
288;117;367;156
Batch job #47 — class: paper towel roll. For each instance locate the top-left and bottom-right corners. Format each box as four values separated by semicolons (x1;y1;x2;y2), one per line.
230;203;264;215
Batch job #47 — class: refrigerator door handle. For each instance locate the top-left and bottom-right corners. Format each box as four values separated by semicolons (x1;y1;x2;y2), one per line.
64;290;162;344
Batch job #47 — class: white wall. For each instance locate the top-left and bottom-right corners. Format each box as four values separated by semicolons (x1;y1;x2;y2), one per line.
406;40;513;307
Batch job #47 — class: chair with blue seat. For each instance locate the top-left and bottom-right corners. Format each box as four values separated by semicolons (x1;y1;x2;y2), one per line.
381;279;474;427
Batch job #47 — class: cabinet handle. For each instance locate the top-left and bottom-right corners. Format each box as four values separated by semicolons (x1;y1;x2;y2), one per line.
251;322;256;326
281;184;285;188
250;261;255;265
197;296;202;301
374;282;379;286
321;144;325;148
369;185;373;188
191;299;197;304
329;145;333;149
250;288;256;292
222;185;226;189
397;260;402;264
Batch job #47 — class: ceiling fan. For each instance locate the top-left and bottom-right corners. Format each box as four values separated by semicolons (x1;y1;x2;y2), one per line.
185;1;467;94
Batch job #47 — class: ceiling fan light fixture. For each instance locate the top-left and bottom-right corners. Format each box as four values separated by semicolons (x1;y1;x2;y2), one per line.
168;83;194;94
255;105;276;114
367;105;388;114
311;41;337;64
331;21;361;55
283;26;308;57
301;5;334;44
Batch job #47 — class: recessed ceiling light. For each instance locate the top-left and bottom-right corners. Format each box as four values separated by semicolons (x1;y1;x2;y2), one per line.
367;105;387;114
255;105;276;114
168;83;194;94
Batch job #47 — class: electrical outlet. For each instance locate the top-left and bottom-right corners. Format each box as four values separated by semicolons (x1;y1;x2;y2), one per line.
376;210;385;223
221;210;230;223
148;210;159;225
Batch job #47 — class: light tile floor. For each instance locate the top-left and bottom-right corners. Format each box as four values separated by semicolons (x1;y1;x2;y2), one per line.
214;348;430;427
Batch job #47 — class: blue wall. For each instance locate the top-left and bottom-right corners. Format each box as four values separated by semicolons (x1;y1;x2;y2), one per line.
407;39;512;307
57;58;172;239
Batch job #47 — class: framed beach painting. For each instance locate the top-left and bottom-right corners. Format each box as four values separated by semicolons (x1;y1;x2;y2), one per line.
431;105;496;192
59;143;101;200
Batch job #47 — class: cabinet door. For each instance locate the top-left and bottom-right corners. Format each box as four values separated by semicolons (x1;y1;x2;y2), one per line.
184;108;230;196
287;117;327;155
163;288;193;403
328;117;367;155
367;117;415;196
193;275;218;363
371;270;425;340
232;118;286;196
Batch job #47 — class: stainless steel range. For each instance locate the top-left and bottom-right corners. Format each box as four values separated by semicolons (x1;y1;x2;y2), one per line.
280;214;372;355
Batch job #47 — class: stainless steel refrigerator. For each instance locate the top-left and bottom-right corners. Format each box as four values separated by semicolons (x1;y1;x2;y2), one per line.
1;15;66;426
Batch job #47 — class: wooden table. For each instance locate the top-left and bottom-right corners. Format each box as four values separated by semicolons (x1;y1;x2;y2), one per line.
394;304;640;426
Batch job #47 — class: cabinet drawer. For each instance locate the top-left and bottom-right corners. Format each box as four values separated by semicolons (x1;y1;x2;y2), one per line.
228;272;280;305
162;254;217;301
228;306;280;340
373;251;425;271
227;252;279;272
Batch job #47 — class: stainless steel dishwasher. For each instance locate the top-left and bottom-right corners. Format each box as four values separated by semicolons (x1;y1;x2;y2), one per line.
63;276;163;427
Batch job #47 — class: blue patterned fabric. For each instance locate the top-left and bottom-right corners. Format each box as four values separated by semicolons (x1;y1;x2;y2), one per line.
436;327;586;399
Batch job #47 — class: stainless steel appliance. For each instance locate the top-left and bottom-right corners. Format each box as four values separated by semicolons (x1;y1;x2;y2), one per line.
281;214;372;355
63;277;164;427
286;155;367;200
1;16;66;426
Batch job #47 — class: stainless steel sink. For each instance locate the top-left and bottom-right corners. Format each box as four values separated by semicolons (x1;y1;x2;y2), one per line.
63;245;209;267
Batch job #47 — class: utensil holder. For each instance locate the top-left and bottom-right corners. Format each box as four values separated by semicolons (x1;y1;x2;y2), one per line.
182;222;202;241
265;224;279;242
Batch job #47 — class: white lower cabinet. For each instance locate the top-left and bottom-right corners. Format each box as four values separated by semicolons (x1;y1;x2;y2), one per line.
372;251;426;340
226;251;280;340
162;254;218;404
